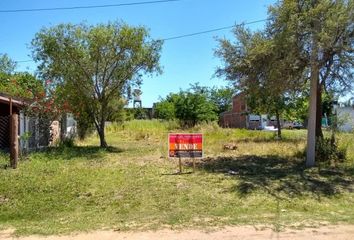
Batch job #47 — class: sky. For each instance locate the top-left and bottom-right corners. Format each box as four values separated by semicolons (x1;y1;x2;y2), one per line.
0;0;276;107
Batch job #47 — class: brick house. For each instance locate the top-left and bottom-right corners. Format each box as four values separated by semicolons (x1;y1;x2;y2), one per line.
219;93;248;128
219;93;281;129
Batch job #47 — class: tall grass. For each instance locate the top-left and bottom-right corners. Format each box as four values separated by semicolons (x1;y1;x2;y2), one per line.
1;120;353;236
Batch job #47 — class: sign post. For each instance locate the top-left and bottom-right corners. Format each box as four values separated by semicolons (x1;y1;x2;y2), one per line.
168;133;203;173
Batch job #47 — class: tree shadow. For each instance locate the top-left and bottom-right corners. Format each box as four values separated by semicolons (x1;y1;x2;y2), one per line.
193;155;354;199
235;138;304;144
35;146;124;161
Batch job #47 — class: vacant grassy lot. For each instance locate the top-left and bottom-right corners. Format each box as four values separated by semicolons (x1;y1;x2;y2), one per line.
0;120;353;236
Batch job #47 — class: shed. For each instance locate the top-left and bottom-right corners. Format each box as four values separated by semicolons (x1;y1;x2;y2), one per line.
0;93;24;151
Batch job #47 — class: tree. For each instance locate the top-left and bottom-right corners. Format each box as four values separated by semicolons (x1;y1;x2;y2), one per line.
175;91;218;127
216;0;354;166
154;99;176;120
268;0;354;166
189;84;234;115
0;72;43;99
154;87;218;127
31;21;162;147
215;26;304;139
0;53;16;74
209;87;234;115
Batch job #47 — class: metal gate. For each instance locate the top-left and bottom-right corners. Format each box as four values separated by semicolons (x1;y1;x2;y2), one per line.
0;115;10;151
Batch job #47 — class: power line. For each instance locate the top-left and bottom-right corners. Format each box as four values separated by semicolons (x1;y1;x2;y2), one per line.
14;18;268;64
0;0;180;13
162;19;268;41
15;60;33;63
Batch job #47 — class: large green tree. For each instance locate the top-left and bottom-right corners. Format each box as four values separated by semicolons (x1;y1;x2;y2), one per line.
215;26;304;139
31;21;162;147
269;0;354;166
216;0;353;165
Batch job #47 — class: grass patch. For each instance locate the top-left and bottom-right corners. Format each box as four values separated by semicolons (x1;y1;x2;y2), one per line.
0;120;353;235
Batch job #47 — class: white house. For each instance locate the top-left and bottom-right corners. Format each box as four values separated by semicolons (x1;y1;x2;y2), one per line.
337;106;354;132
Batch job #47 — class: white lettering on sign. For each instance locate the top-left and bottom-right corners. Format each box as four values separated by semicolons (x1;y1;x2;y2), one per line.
174;144;198;150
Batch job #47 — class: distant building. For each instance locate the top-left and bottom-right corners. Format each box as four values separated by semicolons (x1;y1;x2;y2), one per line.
337;106;354;132
219;93;282;129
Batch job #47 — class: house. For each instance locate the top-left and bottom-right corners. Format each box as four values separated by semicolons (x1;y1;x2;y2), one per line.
219;93;282;129
337;105;354;132
0;93;24;151
0;92;77;153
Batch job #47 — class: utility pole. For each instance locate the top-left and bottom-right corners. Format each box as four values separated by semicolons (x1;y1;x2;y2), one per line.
306;1;319;167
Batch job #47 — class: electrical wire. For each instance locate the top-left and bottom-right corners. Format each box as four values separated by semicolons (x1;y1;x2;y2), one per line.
0;0;180;13
13;18;268;63
162;19;268;41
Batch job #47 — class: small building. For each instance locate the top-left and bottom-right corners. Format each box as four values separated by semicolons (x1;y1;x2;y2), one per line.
1;92;77;153
337;106;354;132
219;93;282;129
0;93;24;151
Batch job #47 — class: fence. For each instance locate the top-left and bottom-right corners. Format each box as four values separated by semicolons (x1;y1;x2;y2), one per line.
26;117;51;150
0;115;10;151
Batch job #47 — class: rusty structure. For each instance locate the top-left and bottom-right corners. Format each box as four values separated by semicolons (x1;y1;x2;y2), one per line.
0;93;24;168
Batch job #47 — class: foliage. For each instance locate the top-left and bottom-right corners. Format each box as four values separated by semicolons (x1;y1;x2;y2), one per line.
269;0;354;138
0;72;43;99
133;107;149;120
316;137;346;167
31;21;162;147
154;100;176;120
0;53;16;74
208;86;234;114
58;136;75;148
215;0;353;142
155;88;218;127
155;84;231;126
175;91;218;127
215;26;304;138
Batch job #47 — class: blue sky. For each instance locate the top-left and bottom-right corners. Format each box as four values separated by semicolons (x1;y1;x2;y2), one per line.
0;0;275;107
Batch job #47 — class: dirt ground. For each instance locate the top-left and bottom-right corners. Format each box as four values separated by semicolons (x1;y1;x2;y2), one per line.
1;225;354;240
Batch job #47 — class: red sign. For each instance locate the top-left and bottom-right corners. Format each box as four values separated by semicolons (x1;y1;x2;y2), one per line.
169;133;203;158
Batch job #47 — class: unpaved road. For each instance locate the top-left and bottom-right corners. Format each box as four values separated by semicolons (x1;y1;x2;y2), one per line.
1;225;354;240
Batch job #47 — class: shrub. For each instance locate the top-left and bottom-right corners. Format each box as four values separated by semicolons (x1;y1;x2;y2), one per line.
316;137;347;167
59;137;75;148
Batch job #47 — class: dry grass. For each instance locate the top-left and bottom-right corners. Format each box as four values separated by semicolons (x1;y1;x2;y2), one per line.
0;120;353;236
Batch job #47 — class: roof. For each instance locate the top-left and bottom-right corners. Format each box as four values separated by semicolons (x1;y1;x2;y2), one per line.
0;92;27;108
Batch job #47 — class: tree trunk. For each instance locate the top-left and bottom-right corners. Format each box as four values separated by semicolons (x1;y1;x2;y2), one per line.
306;5;320;168
97;122;108;148
276;110;282;140
10;114;19;169
315;82;323;138
98;101;108;148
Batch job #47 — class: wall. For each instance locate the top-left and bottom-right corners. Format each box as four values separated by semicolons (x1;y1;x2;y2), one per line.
219;94;248;128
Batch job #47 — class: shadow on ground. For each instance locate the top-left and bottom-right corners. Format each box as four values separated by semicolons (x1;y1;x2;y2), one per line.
34;146;124;161
192;155;354;199
235;138;305;144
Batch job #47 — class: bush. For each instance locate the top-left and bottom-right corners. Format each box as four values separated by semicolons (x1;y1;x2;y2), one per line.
154;101;176;120
316;137;347;166
59;137;75;148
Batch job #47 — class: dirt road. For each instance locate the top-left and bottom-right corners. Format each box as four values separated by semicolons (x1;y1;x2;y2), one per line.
2;225;354;240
